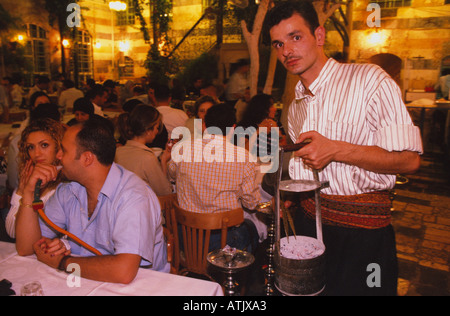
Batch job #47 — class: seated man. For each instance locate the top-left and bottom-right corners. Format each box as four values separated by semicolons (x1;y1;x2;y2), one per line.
15;117;169;284
168;104;261;253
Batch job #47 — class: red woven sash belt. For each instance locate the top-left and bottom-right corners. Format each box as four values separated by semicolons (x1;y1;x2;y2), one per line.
301;190;392;229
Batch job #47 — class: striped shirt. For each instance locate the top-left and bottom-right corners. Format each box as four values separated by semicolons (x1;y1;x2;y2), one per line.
167;134;261;213
288;58;423;195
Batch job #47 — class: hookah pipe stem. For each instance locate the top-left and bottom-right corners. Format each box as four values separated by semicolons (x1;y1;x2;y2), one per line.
33;179;102;256
281;140;311;153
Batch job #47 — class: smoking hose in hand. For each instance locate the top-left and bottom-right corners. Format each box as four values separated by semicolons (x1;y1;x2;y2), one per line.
32;179;102;256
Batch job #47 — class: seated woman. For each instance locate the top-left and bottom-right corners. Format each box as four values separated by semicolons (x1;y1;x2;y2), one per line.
184;95;217;137
115;104;173;196
235;94;287;158
67;97;94;126
5;118;65;238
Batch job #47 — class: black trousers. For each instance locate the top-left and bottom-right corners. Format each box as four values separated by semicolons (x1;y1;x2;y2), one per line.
294;211;398;296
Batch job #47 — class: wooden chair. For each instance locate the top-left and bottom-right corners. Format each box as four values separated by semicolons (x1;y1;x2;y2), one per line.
158;193;177;232
174;204;244;279
158;194;179;274
163;226;175;273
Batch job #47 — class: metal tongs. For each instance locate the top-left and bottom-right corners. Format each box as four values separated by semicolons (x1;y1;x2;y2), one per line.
275;141;324;243
281;200;296;242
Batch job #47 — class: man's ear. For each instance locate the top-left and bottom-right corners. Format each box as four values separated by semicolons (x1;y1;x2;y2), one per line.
80;151;95;167
315;26;326;46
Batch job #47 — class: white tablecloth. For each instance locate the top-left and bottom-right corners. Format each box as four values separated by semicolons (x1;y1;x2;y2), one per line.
0;242;223;296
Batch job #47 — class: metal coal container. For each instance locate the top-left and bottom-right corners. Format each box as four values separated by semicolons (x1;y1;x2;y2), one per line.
274;236;326;296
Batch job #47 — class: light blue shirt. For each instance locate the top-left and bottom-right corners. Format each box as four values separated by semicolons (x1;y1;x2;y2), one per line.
40;163;169;273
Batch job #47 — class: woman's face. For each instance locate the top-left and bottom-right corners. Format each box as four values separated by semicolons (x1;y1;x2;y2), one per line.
268;103;277;119
197;101;214;120
74;111;90;122
26;131;58;165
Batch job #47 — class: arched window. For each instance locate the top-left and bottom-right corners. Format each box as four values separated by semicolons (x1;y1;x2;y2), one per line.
24;24;50;76
71;30;93;84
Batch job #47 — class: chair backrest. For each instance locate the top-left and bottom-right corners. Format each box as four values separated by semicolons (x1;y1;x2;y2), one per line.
174;204;244;276
158;193;179;274
158;193;177;232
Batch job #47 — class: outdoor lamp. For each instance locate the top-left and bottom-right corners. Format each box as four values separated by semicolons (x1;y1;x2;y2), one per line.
109;1;127;11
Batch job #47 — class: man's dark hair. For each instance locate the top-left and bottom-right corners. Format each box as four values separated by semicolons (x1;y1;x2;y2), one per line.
204;103;236;135
75;116;116;166
154;84;171;102
73;97;94;115
30;103;61;122
63;79;75;89
37;75;50;85
264;0;319;36
85;84;107;100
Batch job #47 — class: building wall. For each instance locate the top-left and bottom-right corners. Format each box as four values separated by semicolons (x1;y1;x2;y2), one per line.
348;0;450;93
4;0;448;90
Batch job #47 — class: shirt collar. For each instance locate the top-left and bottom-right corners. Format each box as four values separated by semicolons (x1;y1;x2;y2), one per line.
295;58;337;99
125;139;154;152
99;163;121;200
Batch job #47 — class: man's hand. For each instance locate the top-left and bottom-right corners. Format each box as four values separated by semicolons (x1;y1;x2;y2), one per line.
294;130;420;175
294;131;337;170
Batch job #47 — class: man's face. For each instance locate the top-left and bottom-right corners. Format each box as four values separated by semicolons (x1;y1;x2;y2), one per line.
57;126;83;181
94;91;107;106
270;13;325;78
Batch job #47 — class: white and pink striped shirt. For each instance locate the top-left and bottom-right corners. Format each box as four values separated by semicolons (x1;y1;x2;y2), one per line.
288;58;423;195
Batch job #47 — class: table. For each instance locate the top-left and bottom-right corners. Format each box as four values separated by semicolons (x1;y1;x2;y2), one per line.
0;242;223;296
406;101;450;150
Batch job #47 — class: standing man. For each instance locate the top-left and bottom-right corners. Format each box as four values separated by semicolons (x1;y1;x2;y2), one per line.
266;1;422;295
15;117;169;283
153;84;188;139
58;79;84;114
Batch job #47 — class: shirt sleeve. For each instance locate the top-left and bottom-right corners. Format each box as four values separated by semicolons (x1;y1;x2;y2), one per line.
367;76;423;154
111;188;167;270
167;159;177;181
5;190;20;238
142;154;173;196
38;187;68;240
239;162;261;210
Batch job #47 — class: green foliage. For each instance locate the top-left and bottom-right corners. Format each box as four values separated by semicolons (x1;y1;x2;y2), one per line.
144;0;176;85
176;53;218;87
133;0;150;43
145;44;170;85
151;0;172;35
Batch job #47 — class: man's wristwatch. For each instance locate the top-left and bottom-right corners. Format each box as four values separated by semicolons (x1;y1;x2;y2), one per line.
58;255;72;272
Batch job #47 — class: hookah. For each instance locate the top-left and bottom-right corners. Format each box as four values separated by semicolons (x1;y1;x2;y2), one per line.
32;179;102;256
257;141;329;296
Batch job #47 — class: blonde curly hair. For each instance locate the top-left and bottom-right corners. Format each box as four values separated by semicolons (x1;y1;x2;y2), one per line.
18;118;66;179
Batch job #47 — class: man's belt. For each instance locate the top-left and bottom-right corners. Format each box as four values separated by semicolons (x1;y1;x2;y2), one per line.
301;190;392;229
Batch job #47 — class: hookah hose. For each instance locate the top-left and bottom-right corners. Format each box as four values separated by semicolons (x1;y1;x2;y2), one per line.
32;179;102;256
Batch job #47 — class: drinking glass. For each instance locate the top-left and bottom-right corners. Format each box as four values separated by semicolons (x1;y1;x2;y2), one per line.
20;281;44;296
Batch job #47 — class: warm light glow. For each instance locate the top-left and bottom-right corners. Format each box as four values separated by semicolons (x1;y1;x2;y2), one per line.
94;41;102;49
62;39;70;48
366;30;387;47
119;40;130;52
17;35;24;41
109;1;127;11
